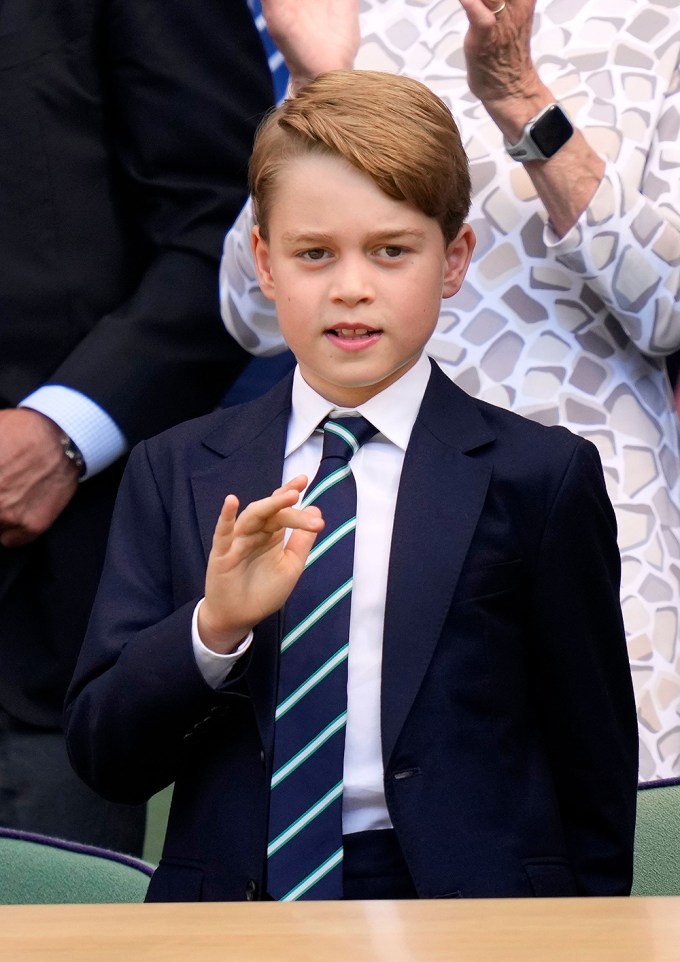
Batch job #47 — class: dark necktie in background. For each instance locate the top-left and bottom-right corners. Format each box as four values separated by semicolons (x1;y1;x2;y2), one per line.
249;0;290;102
219;0;295;409
267;416;378;901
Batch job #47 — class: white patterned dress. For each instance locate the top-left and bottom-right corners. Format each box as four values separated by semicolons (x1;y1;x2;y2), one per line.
220;0;680;781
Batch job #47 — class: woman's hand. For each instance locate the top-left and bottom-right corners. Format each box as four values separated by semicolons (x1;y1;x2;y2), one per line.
457;0;542;110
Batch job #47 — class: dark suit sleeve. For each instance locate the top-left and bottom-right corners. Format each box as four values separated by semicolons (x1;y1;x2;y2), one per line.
531;437;638;895
64;439;219;803
48;0;274;443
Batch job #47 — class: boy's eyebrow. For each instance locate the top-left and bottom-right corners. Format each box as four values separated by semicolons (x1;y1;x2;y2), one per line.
280;227;429;245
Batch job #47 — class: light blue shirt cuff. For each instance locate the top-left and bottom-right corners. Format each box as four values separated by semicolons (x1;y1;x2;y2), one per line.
19;385;127;480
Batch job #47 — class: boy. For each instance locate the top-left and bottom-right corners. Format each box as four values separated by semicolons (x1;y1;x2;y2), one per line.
65;71;637;902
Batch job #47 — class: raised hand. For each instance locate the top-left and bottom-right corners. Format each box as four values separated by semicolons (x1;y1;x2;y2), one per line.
456;0;541;108
457;0;604;238
261;0;360;94
198;475;324;653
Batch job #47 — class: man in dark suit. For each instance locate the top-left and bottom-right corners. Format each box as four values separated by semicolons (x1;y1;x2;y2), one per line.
0;0;273;854
65;70;638;898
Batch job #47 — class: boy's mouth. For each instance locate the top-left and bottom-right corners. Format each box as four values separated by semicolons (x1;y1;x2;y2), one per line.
326;326;380;339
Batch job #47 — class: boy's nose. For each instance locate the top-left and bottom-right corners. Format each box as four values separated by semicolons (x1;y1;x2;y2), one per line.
329;258;375;305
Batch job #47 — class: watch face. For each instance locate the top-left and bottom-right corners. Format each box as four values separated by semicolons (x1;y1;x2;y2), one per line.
531;105;574;158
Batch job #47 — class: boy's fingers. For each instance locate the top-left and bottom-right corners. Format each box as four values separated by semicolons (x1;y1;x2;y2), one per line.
283;473;309;492
286;525;320;567
237;485;320;535
270;473;309;499
277;504;324;533
240;487;302;528
212;479;320;555
211;495;239;552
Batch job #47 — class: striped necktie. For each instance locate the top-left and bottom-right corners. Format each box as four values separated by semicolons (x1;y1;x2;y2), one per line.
266;415;378;901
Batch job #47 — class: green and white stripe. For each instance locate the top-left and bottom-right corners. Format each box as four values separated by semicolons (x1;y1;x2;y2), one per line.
267;782;343;857
281;578;352;652
304;518;356;568
271;712;346;789
301;465;350;507
324;420;361;456
280;847;344;901
276;645;349;721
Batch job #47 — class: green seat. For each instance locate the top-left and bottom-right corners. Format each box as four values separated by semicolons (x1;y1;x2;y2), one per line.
0;828;154;904
632;779;680;896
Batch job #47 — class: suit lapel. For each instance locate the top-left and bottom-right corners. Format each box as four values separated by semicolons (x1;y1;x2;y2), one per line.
190;375;293;751
381;362;495;768
191;376;293;558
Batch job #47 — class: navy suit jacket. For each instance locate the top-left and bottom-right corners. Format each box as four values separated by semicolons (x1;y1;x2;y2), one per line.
65;361;638;901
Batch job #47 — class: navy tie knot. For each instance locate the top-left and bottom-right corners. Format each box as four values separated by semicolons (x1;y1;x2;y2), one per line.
319;416;378;465
300;416;377;510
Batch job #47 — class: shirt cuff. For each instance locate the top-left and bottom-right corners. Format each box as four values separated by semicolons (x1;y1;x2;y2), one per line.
191;600;254;689
19;385;127;479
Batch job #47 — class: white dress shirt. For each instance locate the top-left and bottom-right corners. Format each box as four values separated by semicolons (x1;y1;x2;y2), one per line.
193;353;431;833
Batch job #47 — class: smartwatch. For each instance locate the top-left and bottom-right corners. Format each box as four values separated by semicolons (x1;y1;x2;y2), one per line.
504;103;574;162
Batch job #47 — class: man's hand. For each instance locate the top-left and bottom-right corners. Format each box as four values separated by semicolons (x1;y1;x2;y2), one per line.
0;409;80;548
261;0;360;94
198;475;324;654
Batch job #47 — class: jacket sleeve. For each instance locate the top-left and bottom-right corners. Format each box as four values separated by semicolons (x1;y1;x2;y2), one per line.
49;0;274;443
64;439;220;803
530;437;638;895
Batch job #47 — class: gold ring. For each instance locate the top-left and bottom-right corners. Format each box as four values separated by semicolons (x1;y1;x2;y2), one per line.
491;2;506;14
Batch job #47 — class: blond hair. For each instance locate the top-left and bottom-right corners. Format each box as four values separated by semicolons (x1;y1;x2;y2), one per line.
249;70;471;244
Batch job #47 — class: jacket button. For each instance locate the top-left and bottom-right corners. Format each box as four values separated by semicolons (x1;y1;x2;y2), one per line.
259;749;265;766
245;879;257;901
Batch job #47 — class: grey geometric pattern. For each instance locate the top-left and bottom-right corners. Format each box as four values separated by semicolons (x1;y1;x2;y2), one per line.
220;0;680;781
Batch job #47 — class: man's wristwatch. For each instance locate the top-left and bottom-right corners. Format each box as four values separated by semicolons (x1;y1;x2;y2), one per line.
60;433;86;477
504;103;574;162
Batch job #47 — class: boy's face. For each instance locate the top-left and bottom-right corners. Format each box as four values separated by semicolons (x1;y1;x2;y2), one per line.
252;152;474;407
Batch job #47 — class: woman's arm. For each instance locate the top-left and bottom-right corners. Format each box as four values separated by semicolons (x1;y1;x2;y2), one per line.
459;0;680;356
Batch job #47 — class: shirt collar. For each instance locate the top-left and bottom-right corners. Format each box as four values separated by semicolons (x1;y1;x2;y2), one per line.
286;353;432;457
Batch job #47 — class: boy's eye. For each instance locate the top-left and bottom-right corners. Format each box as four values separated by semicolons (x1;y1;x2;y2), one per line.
299;248;329;261
377;245;406;258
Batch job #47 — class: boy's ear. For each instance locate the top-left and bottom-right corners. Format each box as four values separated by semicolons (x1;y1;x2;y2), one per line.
251;224;276;302
442;223;476;300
